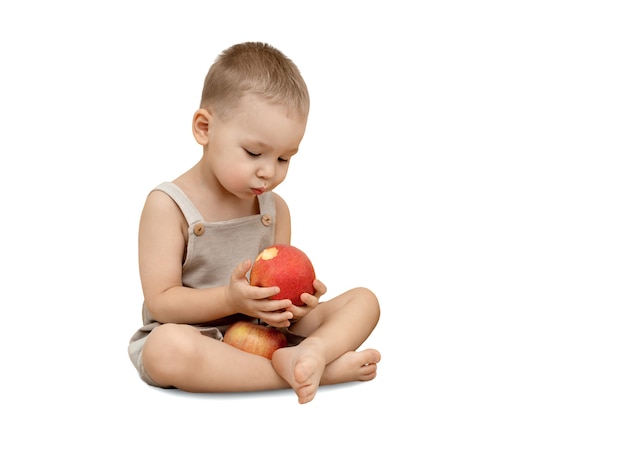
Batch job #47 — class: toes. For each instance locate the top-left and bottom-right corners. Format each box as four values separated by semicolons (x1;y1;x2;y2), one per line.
355;350;381;368
365;349;382;364
297;385;316;404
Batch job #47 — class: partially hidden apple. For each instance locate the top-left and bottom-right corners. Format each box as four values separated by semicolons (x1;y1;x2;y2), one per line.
249;244;315;306
223;321;288;359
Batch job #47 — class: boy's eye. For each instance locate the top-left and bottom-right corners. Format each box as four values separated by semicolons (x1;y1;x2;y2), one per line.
246;149;289;163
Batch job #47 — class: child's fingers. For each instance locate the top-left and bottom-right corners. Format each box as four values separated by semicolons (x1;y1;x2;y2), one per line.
313;278;327;296
298;293;319;308
260;309;293;328
231;259;252;281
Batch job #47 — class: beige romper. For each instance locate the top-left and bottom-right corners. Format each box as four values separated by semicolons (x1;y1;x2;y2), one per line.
128;181;277;387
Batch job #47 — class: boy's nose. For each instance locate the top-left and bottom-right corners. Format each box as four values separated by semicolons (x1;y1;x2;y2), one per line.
257;164;274;179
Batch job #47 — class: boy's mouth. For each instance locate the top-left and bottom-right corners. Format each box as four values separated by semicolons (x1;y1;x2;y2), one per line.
251;187;266;195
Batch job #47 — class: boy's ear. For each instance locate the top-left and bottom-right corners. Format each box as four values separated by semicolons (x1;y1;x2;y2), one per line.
192;108;211;146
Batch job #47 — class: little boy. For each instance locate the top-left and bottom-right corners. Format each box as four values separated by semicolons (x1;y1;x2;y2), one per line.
128;42;381;404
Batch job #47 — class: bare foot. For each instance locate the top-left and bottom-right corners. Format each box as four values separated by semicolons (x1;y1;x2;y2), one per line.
272;344;381;403
320;349;381;385
272;337;326;404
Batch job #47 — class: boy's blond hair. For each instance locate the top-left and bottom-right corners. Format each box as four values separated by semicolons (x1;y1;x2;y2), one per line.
200;42;310;120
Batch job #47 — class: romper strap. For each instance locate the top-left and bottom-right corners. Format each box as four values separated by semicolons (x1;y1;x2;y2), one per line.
257;191;276;220
153;182;204;226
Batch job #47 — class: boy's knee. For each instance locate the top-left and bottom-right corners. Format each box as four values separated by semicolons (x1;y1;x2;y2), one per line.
352;287;380;318
142;324;195;383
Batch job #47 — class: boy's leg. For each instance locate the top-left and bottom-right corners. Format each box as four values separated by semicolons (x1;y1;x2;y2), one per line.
289;286;380;355
140;287;380;400
141;323;289;392
272;287;381;403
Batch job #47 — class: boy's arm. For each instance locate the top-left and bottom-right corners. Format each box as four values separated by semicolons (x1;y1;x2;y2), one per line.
138;190;238;324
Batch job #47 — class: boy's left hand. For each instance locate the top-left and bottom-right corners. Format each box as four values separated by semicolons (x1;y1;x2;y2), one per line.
287;278;326;323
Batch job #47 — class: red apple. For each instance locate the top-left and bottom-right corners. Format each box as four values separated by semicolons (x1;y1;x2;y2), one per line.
249;244;315;306
223;321;288;359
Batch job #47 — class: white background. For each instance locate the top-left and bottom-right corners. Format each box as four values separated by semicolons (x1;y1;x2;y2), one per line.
1;1;624;457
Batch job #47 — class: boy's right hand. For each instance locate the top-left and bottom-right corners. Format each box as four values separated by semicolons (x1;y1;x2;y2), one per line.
226;259;294;328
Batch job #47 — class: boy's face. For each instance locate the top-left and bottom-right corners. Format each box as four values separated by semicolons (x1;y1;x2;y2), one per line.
206;94;307;200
